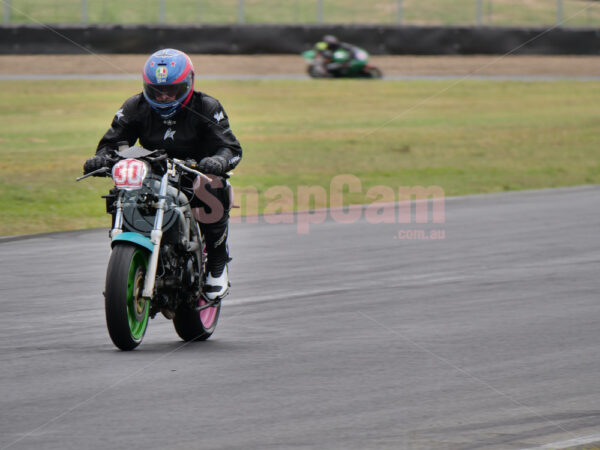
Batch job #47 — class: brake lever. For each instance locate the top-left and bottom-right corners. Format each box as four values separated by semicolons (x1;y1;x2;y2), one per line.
76;167;110;181
172;159;212;183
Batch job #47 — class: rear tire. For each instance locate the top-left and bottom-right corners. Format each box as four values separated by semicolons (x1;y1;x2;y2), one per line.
365;66;383;79
173;296;221;342
105;244;150;351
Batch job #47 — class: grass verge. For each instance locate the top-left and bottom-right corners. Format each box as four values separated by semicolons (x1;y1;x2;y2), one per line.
0;78;598;236
3;0;599;26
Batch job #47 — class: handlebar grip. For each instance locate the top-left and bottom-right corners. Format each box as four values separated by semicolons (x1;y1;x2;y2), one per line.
146;154;168;163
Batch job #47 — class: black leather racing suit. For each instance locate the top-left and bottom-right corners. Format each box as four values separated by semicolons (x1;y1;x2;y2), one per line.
96;90;242;271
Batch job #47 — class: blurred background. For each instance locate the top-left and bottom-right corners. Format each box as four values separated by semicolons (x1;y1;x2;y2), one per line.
2;0;600;27
0;0;598;236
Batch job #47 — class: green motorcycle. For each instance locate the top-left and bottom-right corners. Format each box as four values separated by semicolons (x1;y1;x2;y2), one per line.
301;48;383;79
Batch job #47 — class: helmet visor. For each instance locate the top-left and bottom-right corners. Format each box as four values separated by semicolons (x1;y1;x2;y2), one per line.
143;80;190;105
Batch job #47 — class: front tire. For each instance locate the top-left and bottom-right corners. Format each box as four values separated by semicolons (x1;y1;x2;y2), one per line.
308;65;330;78
173;296;221;342
105;244;150;351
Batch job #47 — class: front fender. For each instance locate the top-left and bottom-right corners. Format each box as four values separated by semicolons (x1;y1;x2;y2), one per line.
301;49;316;61
111;232;154;253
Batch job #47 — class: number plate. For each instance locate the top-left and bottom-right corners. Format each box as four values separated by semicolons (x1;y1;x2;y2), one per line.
112;159;148;190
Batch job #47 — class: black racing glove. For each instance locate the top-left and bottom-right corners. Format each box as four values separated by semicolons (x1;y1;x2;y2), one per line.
198;156;227;176
184;158;198;169
83;155;107;175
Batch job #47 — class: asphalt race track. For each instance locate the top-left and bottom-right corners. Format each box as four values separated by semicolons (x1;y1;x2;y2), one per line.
1;186;599;450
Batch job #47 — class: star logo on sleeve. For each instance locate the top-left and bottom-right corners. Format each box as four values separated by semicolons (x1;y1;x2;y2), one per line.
164;128;176;140
213;111;225;122
115;108;124;120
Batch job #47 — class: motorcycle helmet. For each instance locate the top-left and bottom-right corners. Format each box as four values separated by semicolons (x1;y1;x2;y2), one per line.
142;48;195;119
323;35;339;46
315;41;328;51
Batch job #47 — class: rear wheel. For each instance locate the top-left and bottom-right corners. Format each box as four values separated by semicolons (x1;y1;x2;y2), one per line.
105;244;150;351
173;296;221;342
364;66;383;79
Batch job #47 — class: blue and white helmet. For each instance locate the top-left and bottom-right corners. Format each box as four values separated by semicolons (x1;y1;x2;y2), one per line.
142;48;195;119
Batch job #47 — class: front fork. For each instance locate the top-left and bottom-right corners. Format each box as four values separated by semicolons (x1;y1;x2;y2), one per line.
141;173;169;299
110;172;169;299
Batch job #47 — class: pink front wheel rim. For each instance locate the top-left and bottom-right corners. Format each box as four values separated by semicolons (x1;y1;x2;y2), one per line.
199;299;217;329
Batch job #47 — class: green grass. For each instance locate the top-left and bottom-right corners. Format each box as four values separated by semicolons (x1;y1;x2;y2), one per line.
3;0;600;26
0;78;599;236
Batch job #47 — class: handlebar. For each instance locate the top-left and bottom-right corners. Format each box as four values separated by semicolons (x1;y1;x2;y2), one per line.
172;159;212;183
76;154;213;183
146;153;168;164
76;167;110;182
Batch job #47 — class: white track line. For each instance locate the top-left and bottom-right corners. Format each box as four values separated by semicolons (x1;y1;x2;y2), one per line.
521;434;600;449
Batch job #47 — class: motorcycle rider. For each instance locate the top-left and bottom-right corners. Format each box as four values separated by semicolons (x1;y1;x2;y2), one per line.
83;48;242;301
313;35;369;76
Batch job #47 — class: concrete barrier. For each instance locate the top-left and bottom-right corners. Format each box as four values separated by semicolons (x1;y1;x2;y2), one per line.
0;24;598;55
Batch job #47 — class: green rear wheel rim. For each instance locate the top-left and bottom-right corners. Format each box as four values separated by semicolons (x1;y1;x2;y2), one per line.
126;249;149;340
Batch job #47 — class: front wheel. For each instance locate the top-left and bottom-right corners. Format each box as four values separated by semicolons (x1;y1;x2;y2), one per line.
104;243;150;351
173;296;221;342
308;65;330;78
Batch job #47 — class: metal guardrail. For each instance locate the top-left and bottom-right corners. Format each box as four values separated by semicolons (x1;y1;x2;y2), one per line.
2;0;598;26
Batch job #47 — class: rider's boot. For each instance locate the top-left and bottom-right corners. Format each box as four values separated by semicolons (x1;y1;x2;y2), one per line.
196;178;232;301
204;251;229;300
203;223;230;301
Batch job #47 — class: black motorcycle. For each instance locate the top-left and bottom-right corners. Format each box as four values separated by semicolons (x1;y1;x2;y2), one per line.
78;146;228;350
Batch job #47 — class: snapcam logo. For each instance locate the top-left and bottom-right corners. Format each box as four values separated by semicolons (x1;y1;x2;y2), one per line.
190;174;446;236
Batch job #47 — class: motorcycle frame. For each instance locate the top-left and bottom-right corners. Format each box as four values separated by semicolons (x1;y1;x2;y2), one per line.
109;159;207;299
